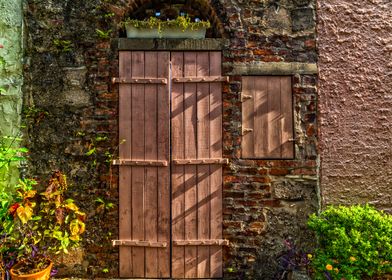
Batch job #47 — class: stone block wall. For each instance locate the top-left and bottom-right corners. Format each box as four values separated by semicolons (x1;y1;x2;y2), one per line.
318;0;392;212
23;0;319;278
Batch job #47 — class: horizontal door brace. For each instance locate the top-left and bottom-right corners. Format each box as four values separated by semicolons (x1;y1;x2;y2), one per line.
172;158;229;165
173;239;229;246
172;76;229;83
112;77;168;84
112;159;168;167
112;240;168;248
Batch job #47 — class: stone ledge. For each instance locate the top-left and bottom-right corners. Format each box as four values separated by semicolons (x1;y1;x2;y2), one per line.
224;62;318;75
118;38;229;50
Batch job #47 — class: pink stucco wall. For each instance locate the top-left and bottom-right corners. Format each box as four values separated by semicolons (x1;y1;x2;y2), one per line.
318;0;392;211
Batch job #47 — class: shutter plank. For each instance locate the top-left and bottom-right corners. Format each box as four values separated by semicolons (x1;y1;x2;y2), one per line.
144;52;158;277
119;168;132;276
119;52;133;277
254;77;269;157
131;51;145;277
267;77;282;158
280;77;294;158
183;52;198;279
196;51;211;278
209;51;223;278
242;77;255;158
171;52;186;278
157;52;170;278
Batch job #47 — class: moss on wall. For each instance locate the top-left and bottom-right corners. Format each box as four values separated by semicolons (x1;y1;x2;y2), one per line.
0;0;23;189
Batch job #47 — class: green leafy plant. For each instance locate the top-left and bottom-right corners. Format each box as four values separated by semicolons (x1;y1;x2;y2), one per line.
96;28;112;39
0;136;28;191
122;15;210;34
94;197;114;214
0;171;86;276
308;204;392;280
53;39;73;52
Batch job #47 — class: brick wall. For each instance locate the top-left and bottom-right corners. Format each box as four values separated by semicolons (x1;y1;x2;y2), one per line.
318;0;392;212
23;0;319;278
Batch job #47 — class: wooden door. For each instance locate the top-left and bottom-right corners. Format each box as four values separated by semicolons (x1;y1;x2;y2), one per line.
115;51;171;278
115;51;226;279
171;51;227;278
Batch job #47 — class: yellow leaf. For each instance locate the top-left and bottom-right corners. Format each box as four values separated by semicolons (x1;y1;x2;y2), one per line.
65;202;79;211
78;220;86;234
70;219;80;235
69;235;80;241
70;219;86;237
17;205;33;224
75;210;86;217
24;190;37;199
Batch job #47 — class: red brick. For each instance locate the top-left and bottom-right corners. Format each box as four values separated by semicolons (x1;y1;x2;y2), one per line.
269;168;290;176
253;49;273;56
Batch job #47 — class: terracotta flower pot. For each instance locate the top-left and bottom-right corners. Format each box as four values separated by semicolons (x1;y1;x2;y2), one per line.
9;259;53;280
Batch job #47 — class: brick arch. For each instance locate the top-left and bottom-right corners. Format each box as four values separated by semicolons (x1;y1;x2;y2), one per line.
121;0;226;38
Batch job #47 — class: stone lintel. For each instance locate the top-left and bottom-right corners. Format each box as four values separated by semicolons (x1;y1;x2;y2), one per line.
118;38;228;50
225;62;318;75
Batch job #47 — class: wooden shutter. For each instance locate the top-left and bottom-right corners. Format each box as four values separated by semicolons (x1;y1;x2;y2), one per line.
242;76;294;158
171;51;226;278
117;51;170;278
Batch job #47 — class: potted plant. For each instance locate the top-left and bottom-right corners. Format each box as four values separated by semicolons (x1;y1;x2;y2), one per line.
0;171;86;280
122;15;211;39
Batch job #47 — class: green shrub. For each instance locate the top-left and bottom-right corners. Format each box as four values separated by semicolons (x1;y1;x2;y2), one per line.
308;204;392;280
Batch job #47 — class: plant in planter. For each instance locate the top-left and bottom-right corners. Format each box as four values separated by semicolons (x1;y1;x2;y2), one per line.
0;171;86;279
308;204;392;280
122;15;211;39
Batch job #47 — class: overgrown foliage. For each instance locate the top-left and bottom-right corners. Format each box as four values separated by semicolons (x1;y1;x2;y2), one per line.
308;205;392;280
0;171;86;275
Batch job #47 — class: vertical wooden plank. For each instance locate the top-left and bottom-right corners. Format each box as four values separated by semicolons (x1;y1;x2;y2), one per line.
131;51;145;278
144;52;158;277
280;76;294;158
267;76;282;158
241;77;255;158
157;52;171;278
209;51;223;278
183;52;198;278
196;51;211;278
171;52;186;278
118;52;133;277
119;52;133;161
254;77;269;158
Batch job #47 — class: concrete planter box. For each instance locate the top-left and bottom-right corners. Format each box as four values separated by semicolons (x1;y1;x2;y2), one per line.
125;24;206;39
